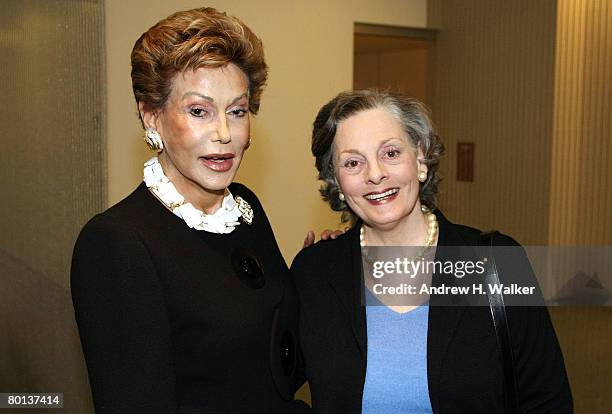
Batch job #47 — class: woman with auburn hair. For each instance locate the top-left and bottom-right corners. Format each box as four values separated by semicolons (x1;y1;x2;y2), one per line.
292;90;572;413
71;8;307;413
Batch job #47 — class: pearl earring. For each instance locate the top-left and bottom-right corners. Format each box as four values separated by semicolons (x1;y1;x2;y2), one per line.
418;171;427;182
145;129;163;152
338;192;345;201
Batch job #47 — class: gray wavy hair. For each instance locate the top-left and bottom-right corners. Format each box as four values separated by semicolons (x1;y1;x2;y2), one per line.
311;89;444;223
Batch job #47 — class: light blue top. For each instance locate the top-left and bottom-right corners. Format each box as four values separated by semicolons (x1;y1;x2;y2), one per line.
362;299;433;414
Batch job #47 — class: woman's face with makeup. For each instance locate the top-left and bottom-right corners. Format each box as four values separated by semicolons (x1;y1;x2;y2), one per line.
142;63;250;209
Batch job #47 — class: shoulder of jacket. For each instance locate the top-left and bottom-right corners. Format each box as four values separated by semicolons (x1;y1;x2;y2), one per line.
76;186;151;244
291;227;354;270
76;210;141;249
444;219;521;247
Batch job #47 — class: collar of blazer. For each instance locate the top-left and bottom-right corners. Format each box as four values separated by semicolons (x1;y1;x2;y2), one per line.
325;210;480;408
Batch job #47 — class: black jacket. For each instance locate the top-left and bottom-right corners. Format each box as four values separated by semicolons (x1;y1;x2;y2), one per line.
291;212;572;413
72;183;303;413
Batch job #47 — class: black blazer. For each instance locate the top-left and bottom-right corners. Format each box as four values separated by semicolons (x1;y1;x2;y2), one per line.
291;212;572;414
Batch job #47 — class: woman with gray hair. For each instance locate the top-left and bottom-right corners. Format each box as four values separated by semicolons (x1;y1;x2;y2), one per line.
291;90;572;413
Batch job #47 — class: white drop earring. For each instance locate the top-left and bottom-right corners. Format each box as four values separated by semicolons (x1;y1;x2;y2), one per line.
338;192;345;201
418;171;427;182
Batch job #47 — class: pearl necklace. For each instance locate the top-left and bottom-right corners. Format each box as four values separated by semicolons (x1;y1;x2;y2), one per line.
360;205;439;248
143;157;253;234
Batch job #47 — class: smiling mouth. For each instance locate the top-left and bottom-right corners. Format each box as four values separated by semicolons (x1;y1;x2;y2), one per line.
364;188;399;202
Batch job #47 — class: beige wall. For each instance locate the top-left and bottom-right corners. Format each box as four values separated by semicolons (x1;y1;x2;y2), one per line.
549;1;612;411
549;0;612;246
1;1;105;412
105;0;427;262
428;0;558;245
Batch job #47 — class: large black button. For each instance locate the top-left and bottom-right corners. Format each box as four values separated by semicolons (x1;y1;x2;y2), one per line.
231;248;265;289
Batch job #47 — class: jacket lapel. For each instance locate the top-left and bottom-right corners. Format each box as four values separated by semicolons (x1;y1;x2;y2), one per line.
427;212;472;411
327;225;367;364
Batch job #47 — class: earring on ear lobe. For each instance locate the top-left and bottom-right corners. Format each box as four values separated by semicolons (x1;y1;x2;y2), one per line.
145;129;164;152
338;192;345;201
418;171;427;182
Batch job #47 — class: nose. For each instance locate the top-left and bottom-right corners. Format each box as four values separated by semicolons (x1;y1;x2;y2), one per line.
366;159;387;185
213;114;231;144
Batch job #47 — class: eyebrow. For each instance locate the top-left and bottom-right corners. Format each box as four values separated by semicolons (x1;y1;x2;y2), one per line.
181;92;249;106
337;137;404;156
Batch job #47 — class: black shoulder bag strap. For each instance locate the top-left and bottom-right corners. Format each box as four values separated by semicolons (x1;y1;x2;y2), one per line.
479;231;520;414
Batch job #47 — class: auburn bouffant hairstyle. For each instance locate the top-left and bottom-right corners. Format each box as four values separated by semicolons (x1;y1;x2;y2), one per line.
131;7;268;123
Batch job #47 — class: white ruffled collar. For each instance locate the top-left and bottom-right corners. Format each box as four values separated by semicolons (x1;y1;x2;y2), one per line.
143;157;253;234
